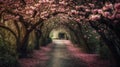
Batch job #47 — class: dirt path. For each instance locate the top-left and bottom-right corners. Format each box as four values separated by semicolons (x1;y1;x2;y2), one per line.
19;40;111;67
46;40;87;67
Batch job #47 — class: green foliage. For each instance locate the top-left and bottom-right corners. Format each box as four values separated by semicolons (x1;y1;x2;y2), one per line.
0;38;19;67
82;24;100;53
99;44;111;59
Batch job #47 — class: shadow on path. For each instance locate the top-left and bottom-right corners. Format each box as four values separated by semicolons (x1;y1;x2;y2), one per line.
19;40;110;67
45;40;88;67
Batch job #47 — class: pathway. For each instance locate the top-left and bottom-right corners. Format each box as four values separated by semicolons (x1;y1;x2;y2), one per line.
46;40;87;67
19;40;111;67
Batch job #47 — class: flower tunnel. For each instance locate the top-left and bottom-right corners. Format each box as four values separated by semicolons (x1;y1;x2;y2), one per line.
0;0;120;67
37;14;111;58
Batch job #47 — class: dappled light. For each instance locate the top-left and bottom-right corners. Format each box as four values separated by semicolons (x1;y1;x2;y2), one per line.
0;0;120;67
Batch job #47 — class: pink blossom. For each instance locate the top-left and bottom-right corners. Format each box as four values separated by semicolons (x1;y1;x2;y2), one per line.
114;3;120;10
89;14;101;21
34;4;39;7
102;3;112;11
26;10;33;14
98;30;102;32
41;11;48;15
102;6;108;11
85;9;90;12
71;10;79;15
115;14;120;19
51;8;56;12
105;3;113;9
108;15;115;20
59;1;65;4
49;0;53;3
15;16;20;19
71;10;76;13
14;4;20;7
75;6;80;10
95;36;99;39
98;9;104;14
88;3;95;8
39;0;43;3
92;9;98;14
103;12;111;18
26;11;29;14
68;12;72;15
13;9;19;13
113;20;119;24
92;30;97;33
51;4;57;7
58;8;65;12
25;6;30;10
30;6;36;10
75;18;80;22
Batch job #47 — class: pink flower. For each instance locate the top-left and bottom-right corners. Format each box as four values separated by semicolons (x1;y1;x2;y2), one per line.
59;1;65;4
115;14;120;19
50;0;54;3
76;18;80;22
58;8;65;12
89;3;95;8
71;10;76;13
92;30;97;33
103;12;111;18
105;3;113;9
92;9;98;14
71;10;79;15
102;3;113;11
98;9;103;14
30;6;36;10
102;6;108;11
85;9;90;12
113;20;119;24
89;14;101;21
108;15;115;20
34;4;40;7
15;16;20;19
51;4;57;8
51;8;56;12
114;3;120;10
75;6;80;10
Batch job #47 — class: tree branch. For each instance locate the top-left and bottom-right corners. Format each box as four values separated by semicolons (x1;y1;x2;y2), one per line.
0;25;18;39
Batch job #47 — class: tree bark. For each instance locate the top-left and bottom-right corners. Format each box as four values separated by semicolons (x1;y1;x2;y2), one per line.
34;31;41;50
18;33;29;58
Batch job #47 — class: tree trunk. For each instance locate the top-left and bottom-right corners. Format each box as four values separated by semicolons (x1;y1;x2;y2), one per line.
34;32;41;50
18;33;29;58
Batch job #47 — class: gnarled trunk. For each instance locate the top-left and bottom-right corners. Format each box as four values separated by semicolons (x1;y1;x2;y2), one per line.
18;33;29;58
34;31;41;50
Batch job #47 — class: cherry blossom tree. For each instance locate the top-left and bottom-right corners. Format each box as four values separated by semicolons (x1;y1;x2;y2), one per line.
0;0;120;66
0;0;76;57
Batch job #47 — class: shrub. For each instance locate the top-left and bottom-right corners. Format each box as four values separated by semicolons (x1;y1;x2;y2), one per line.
0;38;20;67
99;45;111;59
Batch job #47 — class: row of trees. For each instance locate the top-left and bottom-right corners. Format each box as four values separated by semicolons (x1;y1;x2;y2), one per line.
0;0;120;66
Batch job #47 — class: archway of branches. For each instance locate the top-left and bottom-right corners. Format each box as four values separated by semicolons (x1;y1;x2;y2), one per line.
37;14;108;56
0;0;120;66
39;14;81;46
